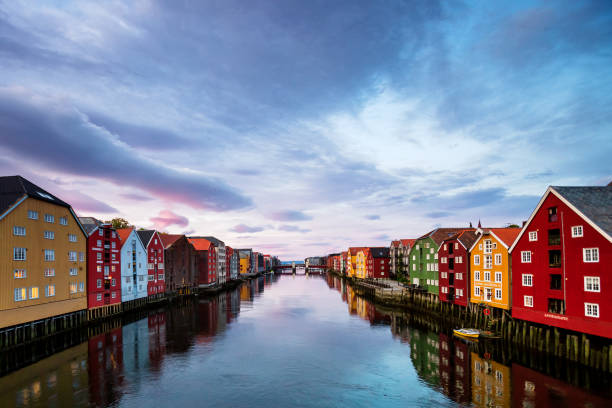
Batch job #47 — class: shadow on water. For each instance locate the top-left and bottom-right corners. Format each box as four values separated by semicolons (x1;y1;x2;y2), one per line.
324;273;612;407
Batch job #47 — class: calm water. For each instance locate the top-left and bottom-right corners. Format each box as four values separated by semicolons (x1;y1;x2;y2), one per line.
1;274;610;407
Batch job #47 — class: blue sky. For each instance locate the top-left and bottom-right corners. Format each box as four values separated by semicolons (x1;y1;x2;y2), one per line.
1;0;610;259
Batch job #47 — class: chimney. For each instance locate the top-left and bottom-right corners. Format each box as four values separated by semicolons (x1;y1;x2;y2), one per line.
522;220;527;227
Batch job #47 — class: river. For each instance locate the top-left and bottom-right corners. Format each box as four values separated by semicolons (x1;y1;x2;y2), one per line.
0;274;610;407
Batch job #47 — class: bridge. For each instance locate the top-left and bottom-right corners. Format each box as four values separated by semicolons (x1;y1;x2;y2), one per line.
274;264;327;274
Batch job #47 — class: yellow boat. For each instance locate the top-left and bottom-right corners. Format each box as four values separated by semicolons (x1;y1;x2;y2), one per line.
453;328;480;340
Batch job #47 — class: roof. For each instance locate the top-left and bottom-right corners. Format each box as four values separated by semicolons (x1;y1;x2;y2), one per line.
78;216;102;236
486;228;521;247
400;239;416;248
188;237;214;251
116;228;134;244
390;240;400;247
160;233;184;249
417;228;474;245
0;175;71;217
200;236;225;247
136;230;156;247
552;186;612;238
348;247;367;256
369;247;390;258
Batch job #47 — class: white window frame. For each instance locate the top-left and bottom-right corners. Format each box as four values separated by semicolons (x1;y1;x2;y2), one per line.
585;303;599;318
583;248;599;263
68;251;77;262
70;282;77;294
97;293;102;301
494;254;502;265
456;273;462;280
528;231;537;241
13;247;27;261
44;230;55;240
484;255;492;269
474;286;481;296
69;234;77;242
46;284;56;297
522;274;533;287
14;288;27;301
44;214;54;223
524;296;534;307
495;288;502;300
14;269;26;279
44;268;55;277
13;226;26;236
28;210;39;220
59;216;68;226
44;249;55;261
69;268;78;276
29;286;39;299
484;271;491;282
474;271;480;281
521;251;531;263
571;226;583;238
584;276;600;292
474;255;480;265
495;272;502;283
485;288;492;301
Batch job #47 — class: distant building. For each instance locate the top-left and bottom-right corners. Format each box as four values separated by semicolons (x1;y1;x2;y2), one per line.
188;237;217;286
116;228;148;302
160;234;198;295
202;236;226;285
226;246;239;280
136;230;166;296
367;247;390;279
0;175;87;329
390;239;415;279
236;249;253;275
438;230;478;307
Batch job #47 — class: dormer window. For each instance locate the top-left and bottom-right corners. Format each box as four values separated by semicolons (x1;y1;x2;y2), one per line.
548;207;558;222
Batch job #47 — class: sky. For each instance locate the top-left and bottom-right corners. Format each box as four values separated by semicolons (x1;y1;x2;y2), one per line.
1;0;611;260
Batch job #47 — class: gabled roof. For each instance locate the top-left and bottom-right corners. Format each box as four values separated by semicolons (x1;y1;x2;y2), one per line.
470;227;521;252
116;228;134;244
400;239;416;248
200;236;225;247
369;247;390;258
160;233;184;249
510;185;612;252
78;216;102;236
188;237;214;251
0;175;71;217
417;228;473;245
136;230;156;247
390;240;401;247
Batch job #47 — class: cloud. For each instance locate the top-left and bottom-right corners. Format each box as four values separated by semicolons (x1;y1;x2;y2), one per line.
0;88;252;211
426;211;451;219
119;192;154;202
61;189;118;214
278;225;311;233
150;209;189;230
365;214;380;220
268;210;312;221
374;234;390;241
231;224;265;233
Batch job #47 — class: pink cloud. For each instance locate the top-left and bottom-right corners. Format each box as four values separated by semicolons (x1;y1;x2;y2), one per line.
150;209;189;230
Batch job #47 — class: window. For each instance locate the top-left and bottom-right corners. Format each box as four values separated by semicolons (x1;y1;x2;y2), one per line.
97;240;102;247
44;249;55;261
59;216;68;225
14;269;26;279
456;289;463;297
79;252;84;262
484;255;492;269
97;294;102;301
521;251;531;263
28;210;39;220
494;254;502;265
97;279;102;288
29;287;39;299
79;282;84;292
547;298;565;315
475;271;481;281
524;296;533;307
456;256;462;264
104;266;109;275
44;268;55;277
148;275;154;282
46;285;55;297
13;226;26;236
112;253;116;260
583;248;599;263
426;254;430;260
112;292;116;299
98;229;103;237
97;253;102;260
154;239;158;244
96;265;102;273
474;255;480;265
69;268;78;276
441;257;447;264
495;289;502;299
456;273;463;280
112;278;116;286
111;265;116;272
14;247;26;261
474;287;481;296
70;282;77;294
69;234;77;242
44;214;54;223
522;274;533;287
548;229;561;246
584;276;600;292
585;303;599;318
484;240;492;254
571;226;583;238
111;241;116;249
548;206;557;222
68;251;77;261
495;272;502;283
485;288;492;301
528;231;537;241
44;230;55;240
14;288;27;301
412;264;416;271
484;271;491;282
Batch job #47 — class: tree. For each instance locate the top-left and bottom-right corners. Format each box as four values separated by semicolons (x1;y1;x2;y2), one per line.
105;217;132;229
505;223;520;228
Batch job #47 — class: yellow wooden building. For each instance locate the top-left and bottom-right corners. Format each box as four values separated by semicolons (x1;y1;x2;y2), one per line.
355;249;369;279
0;176;87;329
468;228;520;311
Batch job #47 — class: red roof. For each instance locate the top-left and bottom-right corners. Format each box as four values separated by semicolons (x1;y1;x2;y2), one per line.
486;228;521;247
391;240;400;247
160;233;184;249
348;247;367;256
116;228;134;248
188;237;213;251
400;239;416;247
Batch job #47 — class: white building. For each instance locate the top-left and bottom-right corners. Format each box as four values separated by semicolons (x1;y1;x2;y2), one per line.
117;228;148;302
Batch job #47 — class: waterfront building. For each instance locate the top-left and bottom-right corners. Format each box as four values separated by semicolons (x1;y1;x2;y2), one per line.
390;239;415;279
346;247;366;278
136;230;166;296
510;185;612;338
438;230;478;307
188;237;218;286
116;228;148;302
202;236;226;285
239;253;249;275
367;247;390;279
79;217;121;310
226;246;239;280
341;251;348;275
470;352;511;407
160;234;198;295
0;176;87;329
355;249;369;279
468;227;520;312
409;228;468;296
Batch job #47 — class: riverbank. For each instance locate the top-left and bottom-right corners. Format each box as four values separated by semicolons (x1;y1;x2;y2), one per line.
0;272;272;352
332;271;612;373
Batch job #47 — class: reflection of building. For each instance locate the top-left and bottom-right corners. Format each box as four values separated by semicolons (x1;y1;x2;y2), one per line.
0;342;89;406
512;363;610;408
438;333;471;404
470;352;510;407
196;299;218;343
148;311;166;371
88;327;124;406
410;330;441;387
122;318;150;383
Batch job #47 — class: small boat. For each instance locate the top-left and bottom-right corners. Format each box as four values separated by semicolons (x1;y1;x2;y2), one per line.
453;328;480;340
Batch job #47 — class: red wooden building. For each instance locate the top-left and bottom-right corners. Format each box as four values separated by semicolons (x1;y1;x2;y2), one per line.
438;230;478;307
160;234;198;295
79;217;121;310
188;237;217;286
510;185;612;339
136;230;165;297
366;247;390;278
